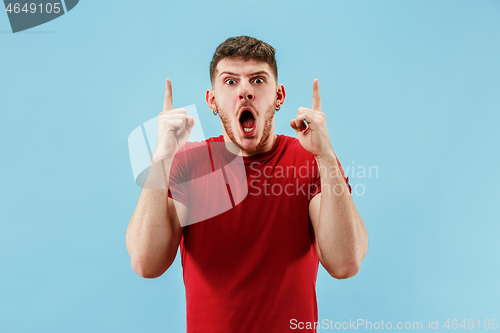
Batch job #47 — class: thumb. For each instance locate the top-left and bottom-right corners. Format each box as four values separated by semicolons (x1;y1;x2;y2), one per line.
290;119;300;133
186;116;196;133
290;118;307;132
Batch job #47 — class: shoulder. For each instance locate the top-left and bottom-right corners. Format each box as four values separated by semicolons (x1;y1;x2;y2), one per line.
177;135;223;153
171;136;222;168
278;134;314;157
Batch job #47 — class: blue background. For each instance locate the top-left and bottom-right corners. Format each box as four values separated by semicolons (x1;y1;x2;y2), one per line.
1;0;499;332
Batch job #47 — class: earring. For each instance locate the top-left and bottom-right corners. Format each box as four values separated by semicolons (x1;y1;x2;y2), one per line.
213;107;218;116
275;103;281;112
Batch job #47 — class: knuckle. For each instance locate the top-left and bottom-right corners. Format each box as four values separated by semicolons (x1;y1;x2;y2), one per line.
170;107;186;115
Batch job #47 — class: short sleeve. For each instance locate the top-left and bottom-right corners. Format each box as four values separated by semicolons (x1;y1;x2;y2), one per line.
167;149;190;208
309;156;352;198
336;158;352;194
309;158;322;199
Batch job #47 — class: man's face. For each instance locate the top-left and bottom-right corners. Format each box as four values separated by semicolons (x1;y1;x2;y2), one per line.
207;57;285;155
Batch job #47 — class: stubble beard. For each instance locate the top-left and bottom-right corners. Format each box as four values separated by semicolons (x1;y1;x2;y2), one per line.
216;99;276;154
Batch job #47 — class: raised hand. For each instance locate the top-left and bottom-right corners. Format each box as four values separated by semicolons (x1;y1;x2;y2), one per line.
290;79;333;159
154;79;195;161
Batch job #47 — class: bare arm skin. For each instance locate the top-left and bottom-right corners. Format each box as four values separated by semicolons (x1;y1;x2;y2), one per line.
126;157;188;278
309;154;368;279
126;79;194;278
291;79;368;279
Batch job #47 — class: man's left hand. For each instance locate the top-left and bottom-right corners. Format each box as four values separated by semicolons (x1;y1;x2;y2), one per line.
290;79;334;159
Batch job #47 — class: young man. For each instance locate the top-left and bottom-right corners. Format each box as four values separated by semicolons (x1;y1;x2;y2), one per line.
126;36;368;332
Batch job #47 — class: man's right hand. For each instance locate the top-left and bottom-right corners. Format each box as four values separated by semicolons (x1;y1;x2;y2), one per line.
153;78;195;161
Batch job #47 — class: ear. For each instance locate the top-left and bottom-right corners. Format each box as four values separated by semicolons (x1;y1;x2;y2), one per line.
206;89;216;110
276;84;286;106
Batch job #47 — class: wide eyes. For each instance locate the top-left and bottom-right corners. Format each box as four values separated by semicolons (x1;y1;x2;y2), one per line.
224;77;265;85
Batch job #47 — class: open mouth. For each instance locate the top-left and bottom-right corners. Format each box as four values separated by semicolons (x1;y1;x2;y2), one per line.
239;109;256;136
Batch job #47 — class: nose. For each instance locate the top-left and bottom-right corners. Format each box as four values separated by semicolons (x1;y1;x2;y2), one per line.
238;81;254;101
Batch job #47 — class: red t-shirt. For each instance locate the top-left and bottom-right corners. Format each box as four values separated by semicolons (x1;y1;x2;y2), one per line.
167;135;350;333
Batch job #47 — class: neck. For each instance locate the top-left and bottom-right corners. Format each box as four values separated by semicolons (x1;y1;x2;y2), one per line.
222;131;277;157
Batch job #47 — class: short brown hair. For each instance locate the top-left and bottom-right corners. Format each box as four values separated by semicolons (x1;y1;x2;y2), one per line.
209;36;278;85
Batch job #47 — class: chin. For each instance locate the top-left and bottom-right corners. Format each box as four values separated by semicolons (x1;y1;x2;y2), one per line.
237;140;260;153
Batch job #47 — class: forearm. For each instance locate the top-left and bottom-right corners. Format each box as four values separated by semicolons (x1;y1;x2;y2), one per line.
316;153;368;277
126;155;176;278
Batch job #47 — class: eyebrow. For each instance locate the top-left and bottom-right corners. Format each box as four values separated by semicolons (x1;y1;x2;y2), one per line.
218;70;270;78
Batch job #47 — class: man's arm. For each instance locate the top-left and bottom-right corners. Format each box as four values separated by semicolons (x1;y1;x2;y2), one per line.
309;154;368;279
126;78;193;278
290;78;367;279
126;156;188;278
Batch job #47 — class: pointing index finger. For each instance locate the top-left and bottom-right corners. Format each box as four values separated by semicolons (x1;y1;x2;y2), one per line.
312;78;321;111
163;78;173;111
